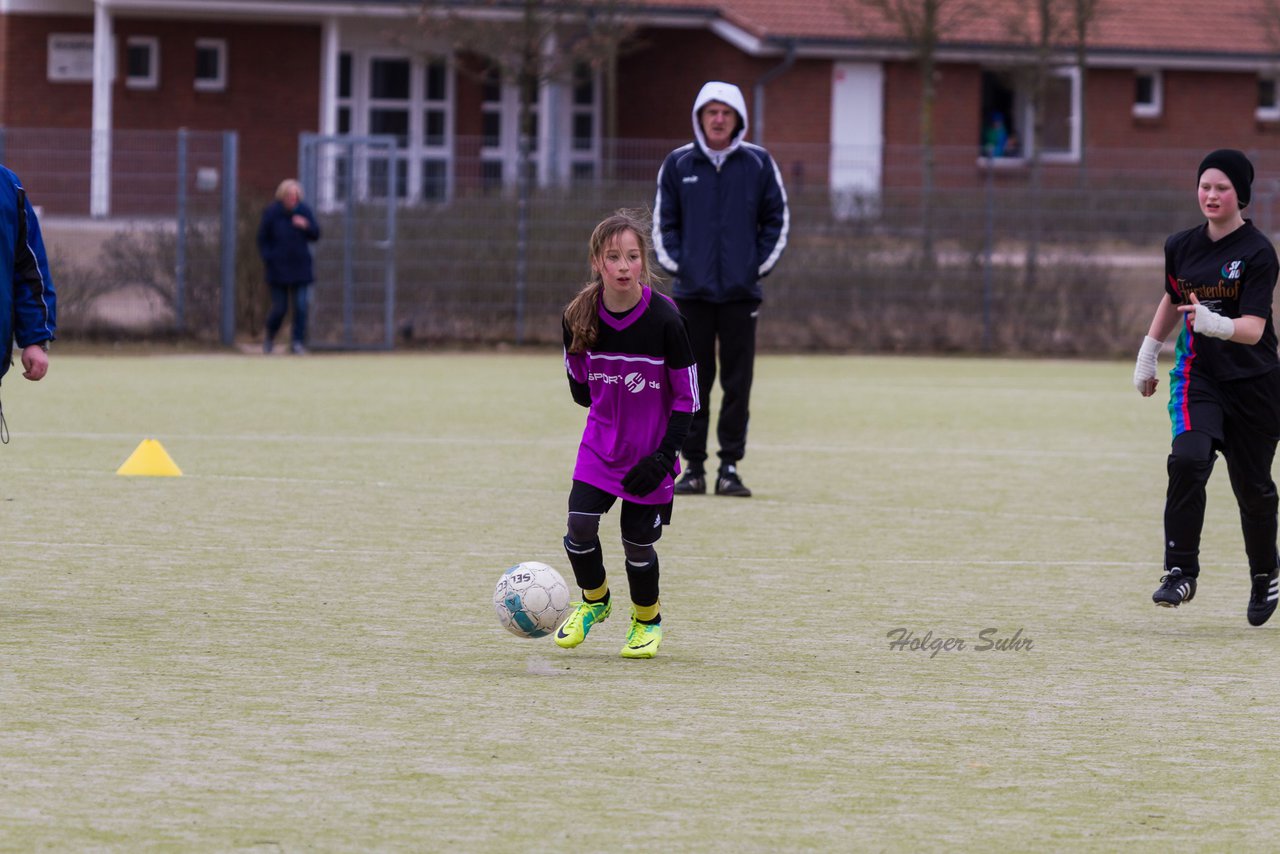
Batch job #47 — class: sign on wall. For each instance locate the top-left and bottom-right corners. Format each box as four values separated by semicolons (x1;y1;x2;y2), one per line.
48;33;94;82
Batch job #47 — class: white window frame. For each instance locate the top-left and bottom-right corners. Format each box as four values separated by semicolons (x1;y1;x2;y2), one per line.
125;35;158;90
977;65;1081;164
420;55;453;201
194;38;226;92
1133;68;1162;119
1033;66;1081;162
1257;73;1280;123
566;62;602;183
340;49;457;203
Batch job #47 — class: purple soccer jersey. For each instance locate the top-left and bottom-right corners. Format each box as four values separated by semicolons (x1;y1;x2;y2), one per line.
563;286;698;503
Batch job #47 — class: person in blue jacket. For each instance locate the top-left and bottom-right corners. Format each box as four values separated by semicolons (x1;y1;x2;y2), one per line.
257;178;320;354
0;163;56;440
653;80;789;497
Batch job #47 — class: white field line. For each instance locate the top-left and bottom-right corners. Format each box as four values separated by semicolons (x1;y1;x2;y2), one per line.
10;430;1149;460
0;467;1108;523
0;539;1149;568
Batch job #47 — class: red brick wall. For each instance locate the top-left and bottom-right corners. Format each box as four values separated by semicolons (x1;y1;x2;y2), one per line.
2;14;318;199
618;29;832;185
880;59;1280;191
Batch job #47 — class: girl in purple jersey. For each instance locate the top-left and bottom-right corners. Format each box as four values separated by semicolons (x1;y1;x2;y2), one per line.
554;211;699;659
1134;149;1280;625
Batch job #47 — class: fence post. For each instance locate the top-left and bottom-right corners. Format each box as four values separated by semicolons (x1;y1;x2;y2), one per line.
220;131;238;347
982;151;995;352
175;127;188;334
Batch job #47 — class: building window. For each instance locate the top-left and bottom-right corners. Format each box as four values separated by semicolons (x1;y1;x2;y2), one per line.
1258;75;1279;122
571;63;597;153
125;36;158;90
1133;69;1162;118
978;67;1079;161
368;57;411;200
337;52;353;135
481;66;506;186
194;39;226;92
329;52;455;203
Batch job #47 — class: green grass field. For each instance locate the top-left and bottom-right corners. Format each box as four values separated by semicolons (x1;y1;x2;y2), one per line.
4;352;1279;850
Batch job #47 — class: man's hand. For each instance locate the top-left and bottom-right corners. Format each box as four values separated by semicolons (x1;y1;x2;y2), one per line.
21;343;48;381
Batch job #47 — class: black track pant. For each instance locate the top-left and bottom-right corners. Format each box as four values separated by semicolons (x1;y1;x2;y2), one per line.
675;298;759;472
1164;370;1280;577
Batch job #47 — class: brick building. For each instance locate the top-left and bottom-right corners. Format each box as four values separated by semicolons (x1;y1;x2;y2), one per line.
0;0;1277;212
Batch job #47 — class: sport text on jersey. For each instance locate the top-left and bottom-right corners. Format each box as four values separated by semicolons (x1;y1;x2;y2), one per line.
588;370;662;393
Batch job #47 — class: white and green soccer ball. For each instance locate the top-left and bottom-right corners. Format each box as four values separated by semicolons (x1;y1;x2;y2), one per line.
494;561;571;638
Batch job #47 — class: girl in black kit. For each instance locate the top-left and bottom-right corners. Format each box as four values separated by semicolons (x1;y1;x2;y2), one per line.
1134;149;1280;625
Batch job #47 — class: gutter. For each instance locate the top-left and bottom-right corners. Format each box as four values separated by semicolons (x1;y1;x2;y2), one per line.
753;39;797;146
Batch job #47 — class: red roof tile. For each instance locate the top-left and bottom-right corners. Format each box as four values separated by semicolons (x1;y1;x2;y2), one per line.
637;0;1280;59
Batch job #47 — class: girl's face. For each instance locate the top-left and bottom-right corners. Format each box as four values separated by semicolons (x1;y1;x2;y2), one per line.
593;229;645;307
1198;168;1241;226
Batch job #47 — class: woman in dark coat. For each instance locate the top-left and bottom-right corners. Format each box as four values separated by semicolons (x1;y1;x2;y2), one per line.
257;178;320;354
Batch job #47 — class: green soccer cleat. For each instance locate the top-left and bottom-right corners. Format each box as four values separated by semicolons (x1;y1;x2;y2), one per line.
620;611;663;659
554;598;612;649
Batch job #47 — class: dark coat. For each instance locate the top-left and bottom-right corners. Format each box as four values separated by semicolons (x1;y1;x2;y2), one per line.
0;165;55;383
257;200;320;286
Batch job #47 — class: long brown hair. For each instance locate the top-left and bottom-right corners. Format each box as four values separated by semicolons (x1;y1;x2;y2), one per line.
564;210;662;353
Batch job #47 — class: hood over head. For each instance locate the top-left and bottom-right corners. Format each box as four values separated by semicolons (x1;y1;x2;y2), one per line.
692;81;748;158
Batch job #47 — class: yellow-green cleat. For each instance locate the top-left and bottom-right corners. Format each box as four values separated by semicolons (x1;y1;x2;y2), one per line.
554;598;612;649
620;610;663;659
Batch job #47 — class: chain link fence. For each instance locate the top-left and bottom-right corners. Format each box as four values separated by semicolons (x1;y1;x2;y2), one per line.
10;127;240;344
28;129;1280;356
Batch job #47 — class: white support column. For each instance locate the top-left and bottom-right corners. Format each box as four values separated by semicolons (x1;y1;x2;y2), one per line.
320;16;339;136
90;0;113;218
537;32;556;188
316;16;340;208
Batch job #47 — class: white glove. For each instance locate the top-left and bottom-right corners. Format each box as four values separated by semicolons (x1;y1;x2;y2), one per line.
1193;302;1235;340
1133;336;1161;393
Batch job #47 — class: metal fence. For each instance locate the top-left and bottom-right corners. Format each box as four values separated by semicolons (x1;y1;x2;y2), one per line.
12;127;239;343
25;130;1280;355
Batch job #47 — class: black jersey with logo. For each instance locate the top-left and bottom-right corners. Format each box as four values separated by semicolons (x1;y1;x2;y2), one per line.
1164;221;1280;381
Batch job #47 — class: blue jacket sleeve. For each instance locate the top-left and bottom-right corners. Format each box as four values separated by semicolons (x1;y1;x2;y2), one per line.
653;154;682;275
755;153;789;279
13;187;56;347
297;202;321;242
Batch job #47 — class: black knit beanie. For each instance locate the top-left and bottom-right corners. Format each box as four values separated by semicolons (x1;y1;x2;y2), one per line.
1198;148;1253;208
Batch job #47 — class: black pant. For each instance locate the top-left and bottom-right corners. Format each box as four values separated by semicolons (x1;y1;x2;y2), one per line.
675;298;759;471
1165;370;1280;576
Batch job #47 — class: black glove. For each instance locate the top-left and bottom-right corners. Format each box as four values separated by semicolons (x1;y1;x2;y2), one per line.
621;452;671;497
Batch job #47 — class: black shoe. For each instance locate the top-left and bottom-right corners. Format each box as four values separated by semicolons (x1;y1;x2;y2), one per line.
1153;567;1196;608
673;471;706;495
1248;568;1279;626
714;465;752;497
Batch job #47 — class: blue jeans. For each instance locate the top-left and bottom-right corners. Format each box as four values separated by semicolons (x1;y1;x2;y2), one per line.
265;282;311;346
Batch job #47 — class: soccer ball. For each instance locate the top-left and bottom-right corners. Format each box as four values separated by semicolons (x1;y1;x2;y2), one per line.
493;561;572;638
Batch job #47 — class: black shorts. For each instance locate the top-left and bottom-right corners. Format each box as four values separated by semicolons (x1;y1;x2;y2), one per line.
568;480;672;546
1173;369;1280;448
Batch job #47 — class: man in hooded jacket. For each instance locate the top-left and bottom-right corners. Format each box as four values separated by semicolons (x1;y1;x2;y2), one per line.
0;163;56;440
653;80;789;497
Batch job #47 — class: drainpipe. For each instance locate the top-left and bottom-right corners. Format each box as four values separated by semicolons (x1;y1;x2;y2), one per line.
753;40;797;146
